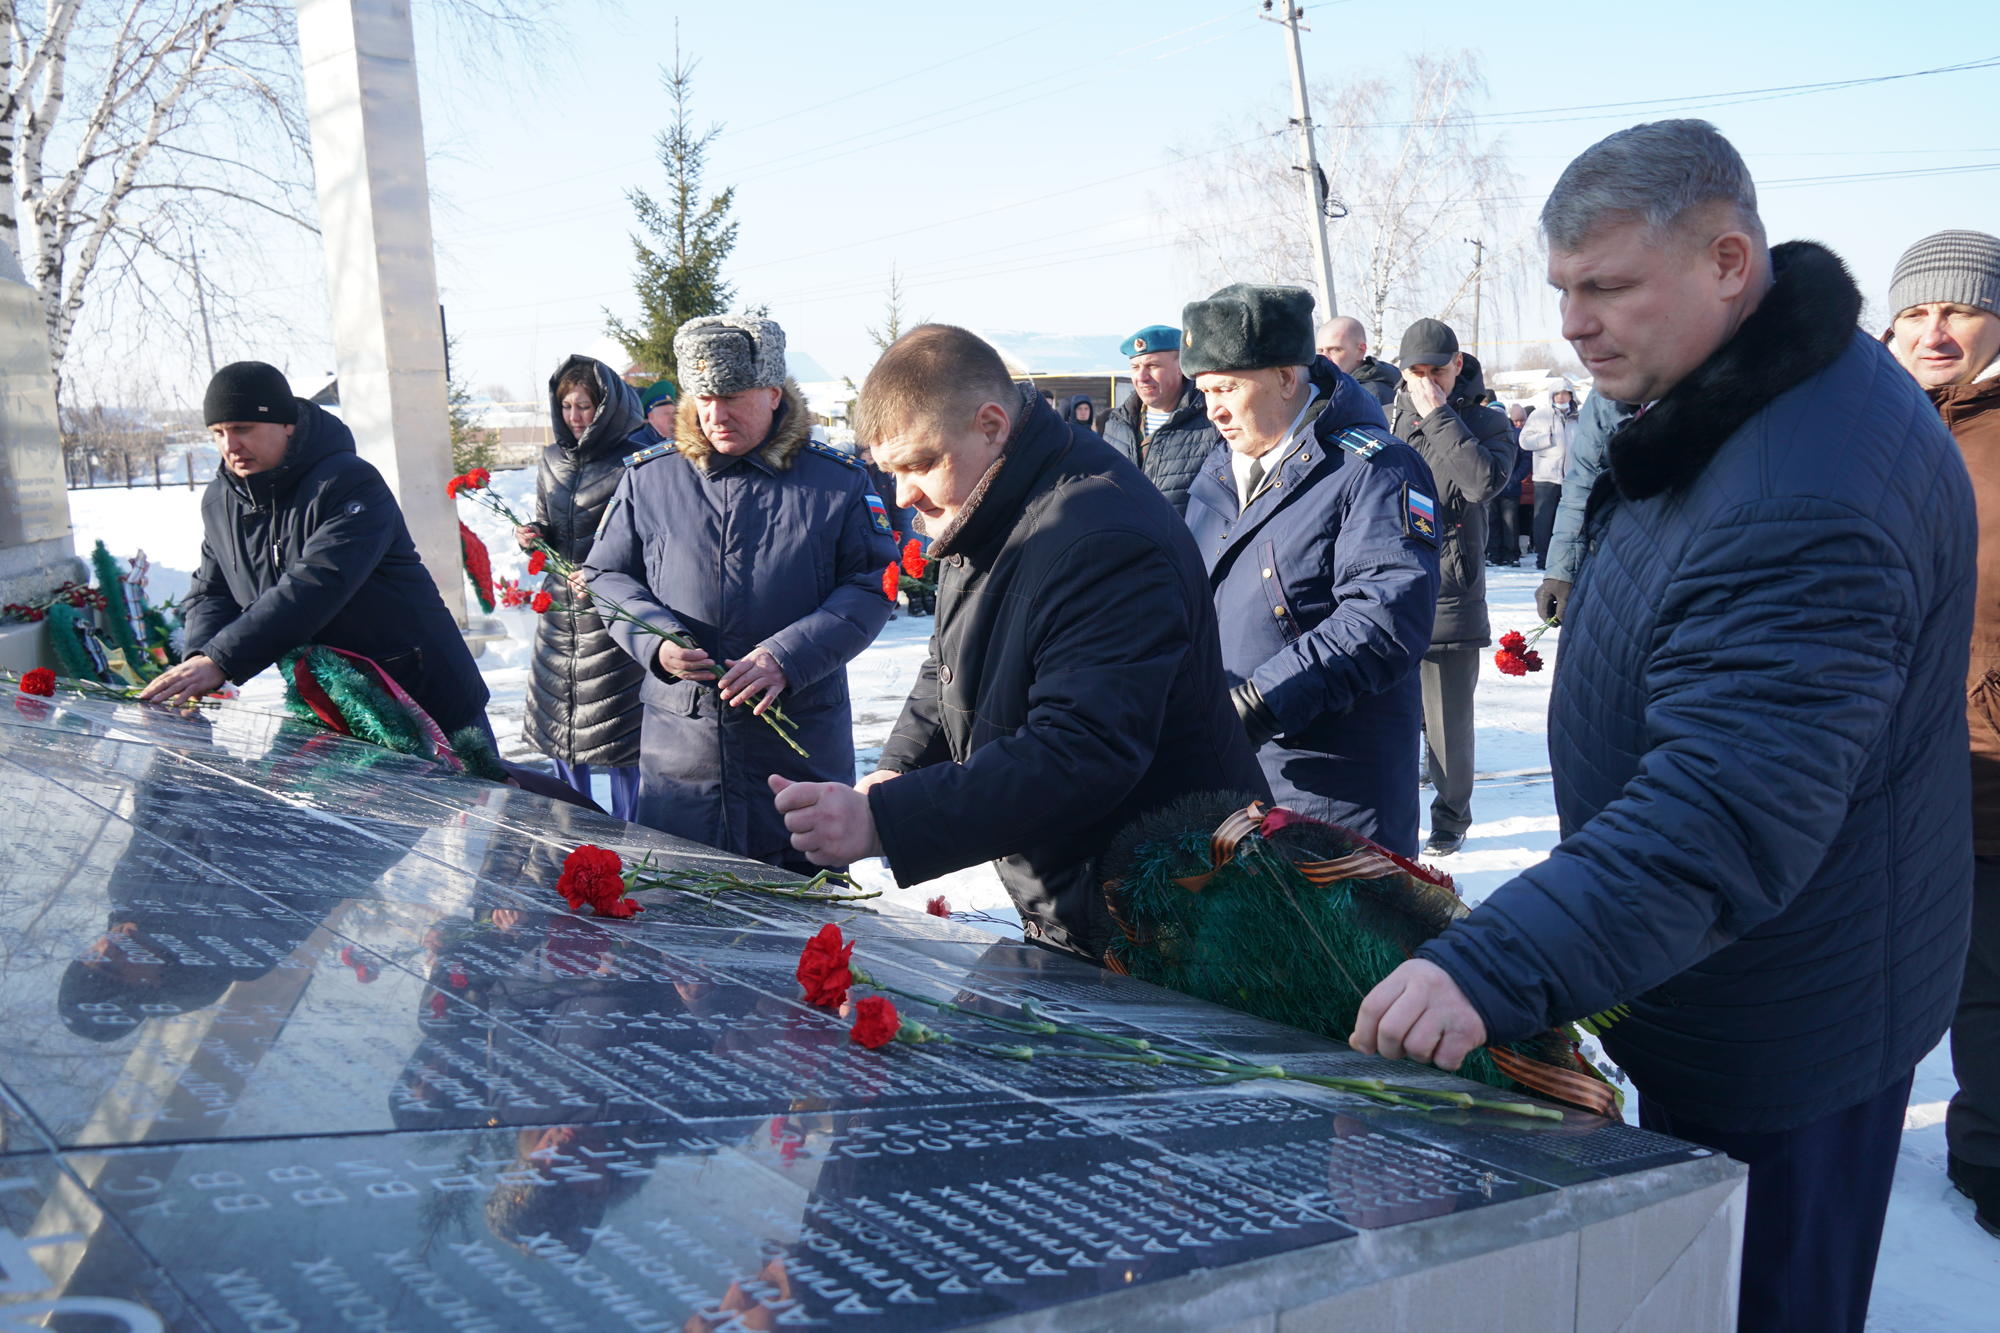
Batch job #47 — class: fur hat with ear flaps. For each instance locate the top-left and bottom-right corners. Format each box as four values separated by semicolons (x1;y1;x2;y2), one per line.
673;316;787;398
1180;284;1317;377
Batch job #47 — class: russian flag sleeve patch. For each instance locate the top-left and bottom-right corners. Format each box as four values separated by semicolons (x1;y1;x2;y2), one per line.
1404;485;1439;545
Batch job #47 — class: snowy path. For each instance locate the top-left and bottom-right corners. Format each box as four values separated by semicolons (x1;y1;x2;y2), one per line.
64;482;2000;1325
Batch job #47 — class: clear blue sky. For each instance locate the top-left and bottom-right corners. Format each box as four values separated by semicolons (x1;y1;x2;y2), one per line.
245;1;2000;400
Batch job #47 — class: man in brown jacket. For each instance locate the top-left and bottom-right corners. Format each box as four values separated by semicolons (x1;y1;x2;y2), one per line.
1889;228;2000;1237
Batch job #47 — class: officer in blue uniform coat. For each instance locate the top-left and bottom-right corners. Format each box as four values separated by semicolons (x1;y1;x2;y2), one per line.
1181;284;1442;857
583;317;896;869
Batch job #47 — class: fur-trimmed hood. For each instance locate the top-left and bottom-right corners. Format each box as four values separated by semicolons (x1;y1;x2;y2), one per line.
671;378;813;471
1605;240;1861;502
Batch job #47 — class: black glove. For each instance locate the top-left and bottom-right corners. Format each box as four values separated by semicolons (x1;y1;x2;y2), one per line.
1534;578;1571;626
1231;681;1281;748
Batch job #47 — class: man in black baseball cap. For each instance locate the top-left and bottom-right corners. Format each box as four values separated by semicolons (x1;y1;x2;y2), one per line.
1388;319;1515;858
141;361;491;743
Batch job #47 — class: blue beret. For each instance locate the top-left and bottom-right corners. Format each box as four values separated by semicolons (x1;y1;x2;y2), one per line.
1119;325;1181;359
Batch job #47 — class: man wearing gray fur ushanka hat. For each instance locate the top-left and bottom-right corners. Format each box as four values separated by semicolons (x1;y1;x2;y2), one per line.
583;314;899;869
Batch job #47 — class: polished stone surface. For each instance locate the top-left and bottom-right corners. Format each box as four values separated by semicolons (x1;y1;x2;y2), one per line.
0;693;1729;1330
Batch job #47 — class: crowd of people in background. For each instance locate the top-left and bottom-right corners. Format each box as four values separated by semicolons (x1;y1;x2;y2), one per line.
135;116;2000;1333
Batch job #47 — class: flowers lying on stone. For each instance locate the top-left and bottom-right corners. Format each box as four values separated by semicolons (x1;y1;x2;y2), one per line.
796;924;1563;1120
796;924;855;1007
19;668;55;697
925;895;950;917
1494;624;1551;677
556;844;644;919
850;995;900;1049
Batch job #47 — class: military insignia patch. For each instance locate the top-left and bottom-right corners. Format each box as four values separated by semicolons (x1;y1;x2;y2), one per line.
864;493;892;533
1334;427;1387;460
623;442;672;467
1405;486;1439;544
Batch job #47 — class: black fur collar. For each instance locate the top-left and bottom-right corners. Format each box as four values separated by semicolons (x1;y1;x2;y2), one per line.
1606;240;1861;501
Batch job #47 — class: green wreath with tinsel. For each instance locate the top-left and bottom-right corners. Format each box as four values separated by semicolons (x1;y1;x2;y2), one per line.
279;644;506;781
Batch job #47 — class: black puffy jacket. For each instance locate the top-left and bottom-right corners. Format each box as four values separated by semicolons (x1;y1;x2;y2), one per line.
1350;356;1401;408
1389;354;1515;647
1101;379;1222;516
870;388;1268;960
183;400;489;732
523;356;647;767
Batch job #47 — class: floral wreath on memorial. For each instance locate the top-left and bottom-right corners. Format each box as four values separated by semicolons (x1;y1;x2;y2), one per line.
459;521;496;614
278;643;505;780
5;542;180;686
1097;795;1624;1116
791;923;1564;1122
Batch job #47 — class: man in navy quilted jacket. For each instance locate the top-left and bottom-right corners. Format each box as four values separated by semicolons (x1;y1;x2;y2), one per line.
1352;120;1976;1332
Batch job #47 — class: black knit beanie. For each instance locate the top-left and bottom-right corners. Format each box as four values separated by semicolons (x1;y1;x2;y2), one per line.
204;361;299;427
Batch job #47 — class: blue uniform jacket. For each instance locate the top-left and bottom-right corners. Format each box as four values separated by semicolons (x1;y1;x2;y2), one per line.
1185;358;1441;856
583;383;896;863
1418;243;1976;1132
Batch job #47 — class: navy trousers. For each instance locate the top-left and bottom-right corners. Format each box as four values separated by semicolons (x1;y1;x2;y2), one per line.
551;759;641;823
1640;1070;1912;1333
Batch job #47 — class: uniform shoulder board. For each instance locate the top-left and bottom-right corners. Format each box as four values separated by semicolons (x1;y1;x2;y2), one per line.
1334;427;1388;461
807;440;866;470
623;442;674;468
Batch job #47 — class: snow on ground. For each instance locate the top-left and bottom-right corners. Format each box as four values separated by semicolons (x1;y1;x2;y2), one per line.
61;484;2000;1325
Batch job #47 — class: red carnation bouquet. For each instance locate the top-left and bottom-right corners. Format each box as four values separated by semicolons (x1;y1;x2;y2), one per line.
1494;621;1555;677
552;846;879;921
458;521;496;614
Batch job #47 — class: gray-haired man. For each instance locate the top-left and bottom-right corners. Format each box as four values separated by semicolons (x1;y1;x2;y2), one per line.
1353;120;1975;1333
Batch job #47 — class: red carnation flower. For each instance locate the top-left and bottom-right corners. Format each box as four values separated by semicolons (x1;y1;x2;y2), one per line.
881;563;900;602
796;924;854;1008
925;896;950;917
850;995;901;1049
556;844;642;918
20;668;55;697
1494;649;1529;677
1522;650;1544;673
901;539;927;579
1498;630;1527;654
527;549;546;575
447;967;468;989
531;590;553;614
427;992;450;1020
445;474;467;499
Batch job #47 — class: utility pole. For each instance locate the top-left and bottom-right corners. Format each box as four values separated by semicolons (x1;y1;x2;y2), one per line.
190;246;217;377
1465;237;1486;359
1264;1;1337;316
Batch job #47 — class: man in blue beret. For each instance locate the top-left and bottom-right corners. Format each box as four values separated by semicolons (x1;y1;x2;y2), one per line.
1101;324;1224;515
1182;284;1442;856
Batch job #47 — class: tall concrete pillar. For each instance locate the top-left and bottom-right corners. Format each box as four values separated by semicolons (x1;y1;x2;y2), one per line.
0;240;84;671
296;0;464;622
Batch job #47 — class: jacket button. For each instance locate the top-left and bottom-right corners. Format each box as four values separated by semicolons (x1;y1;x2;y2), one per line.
1273;606;1287;618
1261;567;1273;578
939;665;954;685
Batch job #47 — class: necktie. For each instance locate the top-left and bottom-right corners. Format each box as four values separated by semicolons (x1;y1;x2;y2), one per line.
1243;455;1265;507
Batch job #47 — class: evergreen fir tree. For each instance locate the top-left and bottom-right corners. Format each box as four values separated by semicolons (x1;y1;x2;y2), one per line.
445;334;498;475
607;30;740;378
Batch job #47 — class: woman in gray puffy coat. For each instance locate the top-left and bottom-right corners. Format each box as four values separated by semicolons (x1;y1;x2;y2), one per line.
515;355;648;818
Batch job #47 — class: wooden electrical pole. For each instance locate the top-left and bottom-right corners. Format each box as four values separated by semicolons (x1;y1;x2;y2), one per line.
1466;237;1486;359
1265;1;1338;316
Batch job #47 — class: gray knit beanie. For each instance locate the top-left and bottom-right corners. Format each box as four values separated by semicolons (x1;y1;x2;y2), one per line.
1888;230;2000;319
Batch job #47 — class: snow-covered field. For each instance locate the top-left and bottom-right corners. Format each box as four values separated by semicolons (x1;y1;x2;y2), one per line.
63;476;2000;1328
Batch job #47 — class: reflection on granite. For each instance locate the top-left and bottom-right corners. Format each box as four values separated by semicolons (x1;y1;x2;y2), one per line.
0;693;1714;1329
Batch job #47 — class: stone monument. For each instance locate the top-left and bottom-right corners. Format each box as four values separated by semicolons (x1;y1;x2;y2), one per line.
0;240;82;672
0;686;1748;1330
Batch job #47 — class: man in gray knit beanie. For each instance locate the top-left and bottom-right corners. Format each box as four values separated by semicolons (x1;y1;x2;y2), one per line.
1890;227;2000;1240
1886;229;2000;388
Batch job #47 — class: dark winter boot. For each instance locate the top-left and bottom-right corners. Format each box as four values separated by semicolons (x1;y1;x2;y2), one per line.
1949;1155;2000;1239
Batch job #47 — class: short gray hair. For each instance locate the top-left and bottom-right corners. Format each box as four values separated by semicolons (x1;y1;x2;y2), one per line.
1541;119;1763;252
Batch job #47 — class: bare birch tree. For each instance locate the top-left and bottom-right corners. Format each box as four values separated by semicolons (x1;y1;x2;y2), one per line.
1171;51;1523;356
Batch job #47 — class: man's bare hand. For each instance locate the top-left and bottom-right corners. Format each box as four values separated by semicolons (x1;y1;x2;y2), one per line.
138;655;225;705
657;639;717;681
718;647;788;716
1350;959;1487;1072
1403;367;1449;417
769;775;882;865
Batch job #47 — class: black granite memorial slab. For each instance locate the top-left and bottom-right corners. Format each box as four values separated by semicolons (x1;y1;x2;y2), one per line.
0;695;1734;1330
0;1152;210;1329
